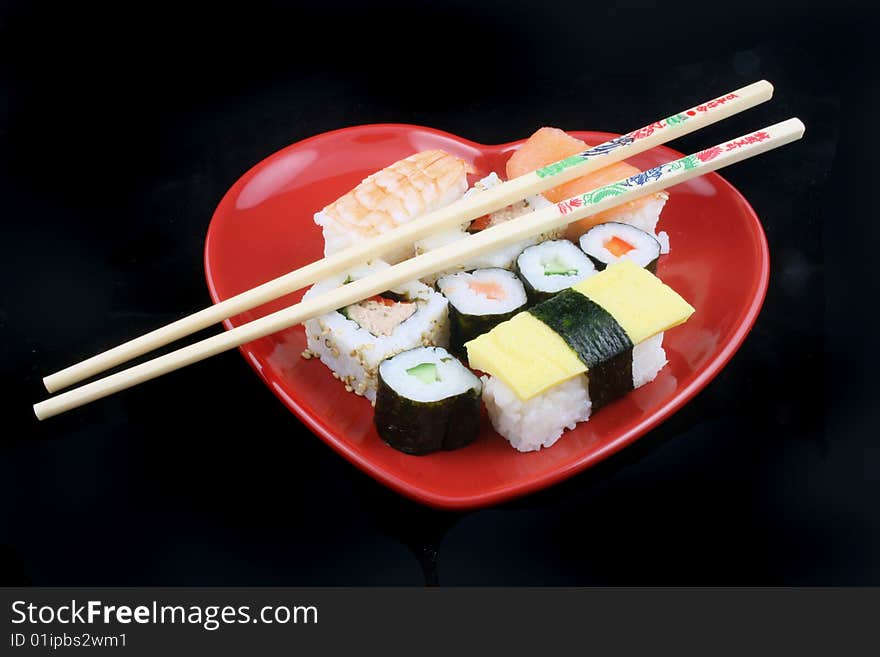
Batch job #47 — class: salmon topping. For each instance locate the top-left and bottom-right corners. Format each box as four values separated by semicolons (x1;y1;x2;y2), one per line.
506;127;667;239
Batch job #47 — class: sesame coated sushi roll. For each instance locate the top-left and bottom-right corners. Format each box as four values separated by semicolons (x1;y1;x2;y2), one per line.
436;268;527;358
578;222;662;273
302;261;449;403
515;239;596;304
374;347;482;455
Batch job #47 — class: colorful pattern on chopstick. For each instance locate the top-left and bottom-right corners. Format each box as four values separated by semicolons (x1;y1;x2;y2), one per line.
534;92;741;179
554;128;771;215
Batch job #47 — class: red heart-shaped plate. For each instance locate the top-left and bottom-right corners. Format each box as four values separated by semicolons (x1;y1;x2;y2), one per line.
204;124;768;510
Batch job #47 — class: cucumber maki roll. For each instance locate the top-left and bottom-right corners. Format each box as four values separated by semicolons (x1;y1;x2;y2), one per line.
515;239;596;305
374;347;482;455
436;269;527;359
578;222;662;273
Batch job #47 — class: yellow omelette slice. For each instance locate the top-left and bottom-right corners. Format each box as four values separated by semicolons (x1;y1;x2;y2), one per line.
465;313;585;400
572;260;695;345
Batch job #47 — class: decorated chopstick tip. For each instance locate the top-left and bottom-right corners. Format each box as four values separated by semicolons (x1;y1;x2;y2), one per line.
535;80;775;180
554;118;804;216
625;81;772;143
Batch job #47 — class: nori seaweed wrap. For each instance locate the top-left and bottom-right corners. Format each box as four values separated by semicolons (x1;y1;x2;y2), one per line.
528;289;635;409
374;346;482;455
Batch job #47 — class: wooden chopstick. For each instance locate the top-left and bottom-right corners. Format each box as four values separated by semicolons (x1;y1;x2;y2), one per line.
33;118;805;420
41;81;774;394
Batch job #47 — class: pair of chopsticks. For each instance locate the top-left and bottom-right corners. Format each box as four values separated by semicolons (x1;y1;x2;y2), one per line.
33;80;804;420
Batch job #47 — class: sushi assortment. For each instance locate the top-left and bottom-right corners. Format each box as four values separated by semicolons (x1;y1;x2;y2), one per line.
31;79;805;512
304;126;694;455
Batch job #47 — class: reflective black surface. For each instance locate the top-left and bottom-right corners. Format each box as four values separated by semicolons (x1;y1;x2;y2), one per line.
1;1;878;585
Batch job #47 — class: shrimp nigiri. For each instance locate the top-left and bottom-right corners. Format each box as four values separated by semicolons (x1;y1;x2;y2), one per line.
506;127;669;241
315;150;474;263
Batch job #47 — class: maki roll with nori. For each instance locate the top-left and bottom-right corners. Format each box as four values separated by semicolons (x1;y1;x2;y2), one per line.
436;269;527;358
578;222;662;273
516;240;596;304
374;347;482;455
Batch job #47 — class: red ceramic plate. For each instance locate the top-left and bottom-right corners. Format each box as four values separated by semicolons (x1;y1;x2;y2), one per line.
204;124;768;510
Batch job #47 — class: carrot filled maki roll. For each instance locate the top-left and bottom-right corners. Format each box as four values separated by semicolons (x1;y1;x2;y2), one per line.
578;222;662;273
436;269;527;359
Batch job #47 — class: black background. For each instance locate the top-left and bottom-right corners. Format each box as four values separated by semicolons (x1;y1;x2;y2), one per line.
1;1;878;585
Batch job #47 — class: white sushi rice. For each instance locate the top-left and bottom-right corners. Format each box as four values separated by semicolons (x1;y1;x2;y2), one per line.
656;231;671;255
437;269;526;316
462;171;502;198
604;194;668;236
517;240;596;294
598;193;670;254
380;346;480;403
483;333;668;452
482;374;592;452
302;261;449;403
631;332;667;388
414;172;558;282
